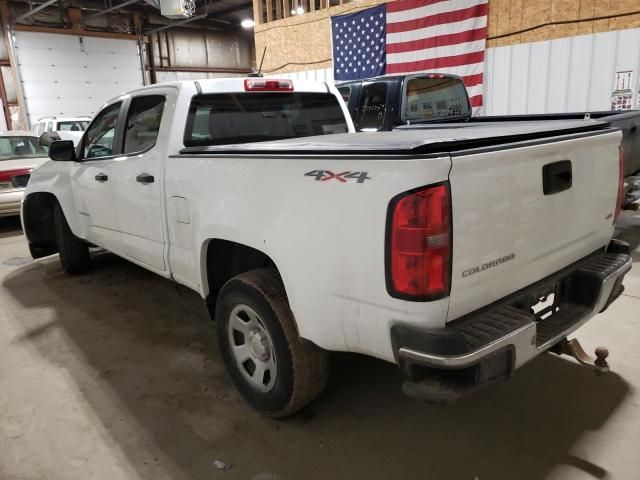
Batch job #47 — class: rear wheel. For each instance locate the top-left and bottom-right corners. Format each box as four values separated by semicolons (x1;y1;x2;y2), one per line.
215;268;329;417
53;203;90;274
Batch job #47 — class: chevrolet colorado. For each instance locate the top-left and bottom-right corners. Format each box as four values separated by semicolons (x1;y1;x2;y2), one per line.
21;78;632;417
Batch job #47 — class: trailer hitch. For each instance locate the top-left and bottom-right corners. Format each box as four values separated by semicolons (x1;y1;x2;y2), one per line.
550;338;609;374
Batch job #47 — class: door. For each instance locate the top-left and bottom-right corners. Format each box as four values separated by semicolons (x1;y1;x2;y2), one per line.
71;101;124;251
109;93;168;272
14;31;143;124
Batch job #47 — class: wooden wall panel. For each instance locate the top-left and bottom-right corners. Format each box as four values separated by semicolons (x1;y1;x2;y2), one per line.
486;0;640;47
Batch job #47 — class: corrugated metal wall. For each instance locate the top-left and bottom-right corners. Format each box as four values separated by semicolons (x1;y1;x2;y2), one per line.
267;67;334;83
150;28;252;83
484;28;640;115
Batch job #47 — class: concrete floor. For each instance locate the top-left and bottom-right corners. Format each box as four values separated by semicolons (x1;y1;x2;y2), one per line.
0;214;639;480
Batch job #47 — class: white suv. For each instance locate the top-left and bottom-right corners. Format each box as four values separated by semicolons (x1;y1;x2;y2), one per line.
31;116;91;146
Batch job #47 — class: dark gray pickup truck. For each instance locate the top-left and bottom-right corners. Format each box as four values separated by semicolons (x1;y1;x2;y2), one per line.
337;74;640;207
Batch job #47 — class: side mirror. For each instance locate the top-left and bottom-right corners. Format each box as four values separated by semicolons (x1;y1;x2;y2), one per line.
49;140;77;162
39;131;60;147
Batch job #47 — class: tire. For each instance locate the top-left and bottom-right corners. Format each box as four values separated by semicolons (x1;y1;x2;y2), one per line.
53;203;90;274
215;268;329;418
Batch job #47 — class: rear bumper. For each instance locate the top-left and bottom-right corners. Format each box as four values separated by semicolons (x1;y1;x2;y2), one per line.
392;240;632;403
0;190;24;217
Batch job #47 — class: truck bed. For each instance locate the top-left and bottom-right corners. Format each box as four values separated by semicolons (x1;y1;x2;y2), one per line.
403;111;640;177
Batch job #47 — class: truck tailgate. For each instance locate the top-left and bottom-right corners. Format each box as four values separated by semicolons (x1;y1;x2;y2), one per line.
447;130;622;322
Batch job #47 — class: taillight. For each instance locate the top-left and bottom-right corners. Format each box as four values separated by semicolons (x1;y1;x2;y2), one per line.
615;146;624;222
0;168;32;184
386;183;451;300
244;78;293;92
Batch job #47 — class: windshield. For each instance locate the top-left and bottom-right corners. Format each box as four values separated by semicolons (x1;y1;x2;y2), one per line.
184;92;348;146
404;77;470;121
56;121;90;131
0;136;48;160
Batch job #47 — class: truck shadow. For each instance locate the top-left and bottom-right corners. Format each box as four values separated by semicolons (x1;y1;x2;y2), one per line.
615;211;640;261
0;216;23;239
2;253;630;480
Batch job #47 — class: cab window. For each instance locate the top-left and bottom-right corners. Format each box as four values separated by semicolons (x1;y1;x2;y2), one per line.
123;95;165;154
83;102;122;159
184;92;347;146
355;83;387;130
404;77;470;121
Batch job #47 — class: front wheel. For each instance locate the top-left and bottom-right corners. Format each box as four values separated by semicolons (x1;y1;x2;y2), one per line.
215;268;329;418
53;203;90;274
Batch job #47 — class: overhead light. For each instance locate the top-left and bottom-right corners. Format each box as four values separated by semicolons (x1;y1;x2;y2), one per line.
241;18;255;28
296;6;304;14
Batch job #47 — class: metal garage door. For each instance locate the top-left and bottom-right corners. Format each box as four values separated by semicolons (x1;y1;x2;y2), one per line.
13;32;143;127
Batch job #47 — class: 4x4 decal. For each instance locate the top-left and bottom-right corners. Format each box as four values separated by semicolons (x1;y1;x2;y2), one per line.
304;170;372;183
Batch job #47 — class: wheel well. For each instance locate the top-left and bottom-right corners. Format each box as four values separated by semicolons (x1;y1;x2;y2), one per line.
22;192;59;258
205;239;281;316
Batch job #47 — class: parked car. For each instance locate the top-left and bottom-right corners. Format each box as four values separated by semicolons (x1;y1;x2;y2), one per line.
31;116;91;146
22;78;631;417
337;74;640;206
0;132;49;217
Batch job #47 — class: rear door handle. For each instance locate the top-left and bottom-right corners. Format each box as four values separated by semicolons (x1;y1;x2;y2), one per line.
136;173;154;184
95;173;108;182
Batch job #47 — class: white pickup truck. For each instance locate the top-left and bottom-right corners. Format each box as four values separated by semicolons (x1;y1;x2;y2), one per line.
21;78;632;417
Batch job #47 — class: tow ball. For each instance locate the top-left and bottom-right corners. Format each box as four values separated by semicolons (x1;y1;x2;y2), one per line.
550;338;610;374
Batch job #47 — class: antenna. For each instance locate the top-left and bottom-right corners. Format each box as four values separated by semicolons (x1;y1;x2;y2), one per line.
248;46;267;77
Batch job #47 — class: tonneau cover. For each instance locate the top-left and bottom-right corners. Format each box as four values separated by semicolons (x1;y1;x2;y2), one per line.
180;119;611;155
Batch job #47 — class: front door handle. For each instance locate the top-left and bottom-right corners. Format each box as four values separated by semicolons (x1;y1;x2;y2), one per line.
95;173;108;182
136;173;154;184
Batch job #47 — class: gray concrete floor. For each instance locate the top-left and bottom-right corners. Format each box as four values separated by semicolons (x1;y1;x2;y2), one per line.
0;214;639;480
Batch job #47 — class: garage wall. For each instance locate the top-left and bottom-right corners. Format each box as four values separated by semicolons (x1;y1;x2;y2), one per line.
484;27;640;115
13;32;143;127
255;0;640;75
271;27;640;117
148;28;253;83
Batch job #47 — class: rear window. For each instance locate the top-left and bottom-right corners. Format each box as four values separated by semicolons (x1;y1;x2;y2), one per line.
404;77;470;121
56;120;90;131
184;92;348;146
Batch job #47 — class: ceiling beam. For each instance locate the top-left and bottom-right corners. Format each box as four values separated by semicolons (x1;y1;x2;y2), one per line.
84;0;140;20
14;0;58;23
208;1;252;17
146;12;208;33
13;23;141;40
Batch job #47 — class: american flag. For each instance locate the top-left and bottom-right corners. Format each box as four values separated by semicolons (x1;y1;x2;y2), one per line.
331;0;488;110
